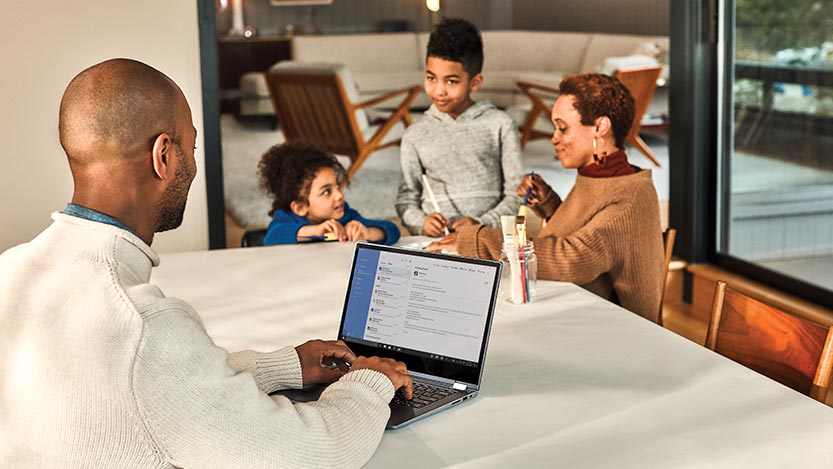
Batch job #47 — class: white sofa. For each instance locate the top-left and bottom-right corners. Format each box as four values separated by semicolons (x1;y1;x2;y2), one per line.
241;30;668;112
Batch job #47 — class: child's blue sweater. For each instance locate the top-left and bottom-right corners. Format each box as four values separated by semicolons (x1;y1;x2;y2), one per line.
263;202;400;246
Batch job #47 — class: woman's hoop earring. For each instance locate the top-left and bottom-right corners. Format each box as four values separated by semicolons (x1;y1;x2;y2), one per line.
592;135;606;165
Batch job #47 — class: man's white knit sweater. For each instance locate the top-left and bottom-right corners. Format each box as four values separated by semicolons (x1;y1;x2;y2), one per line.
396;101;524;234
0;213;394;468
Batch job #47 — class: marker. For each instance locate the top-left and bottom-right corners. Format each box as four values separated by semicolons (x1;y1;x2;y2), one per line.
299;233;338;241
518;171;535;217
422;174;449;236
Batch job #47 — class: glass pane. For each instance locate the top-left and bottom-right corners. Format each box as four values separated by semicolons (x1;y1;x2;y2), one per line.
722;0;833;291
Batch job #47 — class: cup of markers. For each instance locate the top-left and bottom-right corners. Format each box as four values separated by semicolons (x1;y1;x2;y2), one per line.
502;241;537;304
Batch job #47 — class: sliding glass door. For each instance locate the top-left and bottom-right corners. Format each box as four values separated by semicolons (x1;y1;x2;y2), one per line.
715;0;833;302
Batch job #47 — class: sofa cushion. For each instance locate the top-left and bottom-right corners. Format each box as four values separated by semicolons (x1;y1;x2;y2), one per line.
482;31;591;74
598;54;659;75
580;34;669;72
351;71;424;95
352;71;431;109
293;33;422;73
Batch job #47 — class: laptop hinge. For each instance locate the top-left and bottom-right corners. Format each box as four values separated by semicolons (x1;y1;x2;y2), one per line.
452;382;467;391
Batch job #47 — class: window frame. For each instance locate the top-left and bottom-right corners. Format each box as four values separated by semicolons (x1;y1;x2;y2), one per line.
671;0;833;309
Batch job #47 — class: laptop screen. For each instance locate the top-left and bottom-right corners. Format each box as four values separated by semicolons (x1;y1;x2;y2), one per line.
339;243;502;386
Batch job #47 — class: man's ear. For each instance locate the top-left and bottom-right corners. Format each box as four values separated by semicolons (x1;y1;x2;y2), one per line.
289;200;308;217
469;73;484;93
151;133;174;180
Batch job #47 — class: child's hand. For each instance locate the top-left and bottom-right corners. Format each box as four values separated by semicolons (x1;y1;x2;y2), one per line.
421;212;448;237
315;219;347;241
345;220;370;241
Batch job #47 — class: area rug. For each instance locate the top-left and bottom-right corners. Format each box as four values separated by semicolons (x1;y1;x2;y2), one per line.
219;114;670;231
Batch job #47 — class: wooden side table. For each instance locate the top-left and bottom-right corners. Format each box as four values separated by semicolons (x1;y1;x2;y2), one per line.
217;35;292;114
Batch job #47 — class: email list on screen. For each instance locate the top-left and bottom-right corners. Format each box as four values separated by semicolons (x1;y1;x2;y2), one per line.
342;248;496;365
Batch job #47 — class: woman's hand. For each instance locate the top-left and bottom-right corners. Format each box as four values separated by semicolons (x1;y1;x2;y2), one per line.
517;173;558;220
449;216;477;232
421;212;449;237
425;232;458;253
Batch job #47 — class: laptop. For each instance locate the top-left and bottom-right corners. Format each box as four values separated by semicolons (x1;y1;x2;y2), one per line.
338;242;502;429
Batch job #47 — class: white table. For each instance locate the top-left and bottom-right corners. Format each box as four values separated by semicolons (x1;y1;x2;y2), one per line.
152;240;833;468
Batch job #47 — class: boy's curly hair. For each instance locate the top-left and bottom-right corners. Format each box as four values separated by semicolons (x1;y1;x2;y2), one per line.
559;73;636;149
426;18;483;77
257;142;346;217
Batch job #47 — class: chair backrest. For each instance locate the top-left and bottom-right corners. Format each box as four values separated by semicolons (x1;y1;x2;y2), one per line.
656;227;676;327
241;229;268;248
706;281;833;402
613;65;662;139
265;62;368;158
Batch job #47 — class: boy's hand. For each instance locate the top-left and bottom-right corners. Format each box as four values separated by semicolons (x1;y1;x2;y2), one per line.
345;220;373;242
315;219;347;241
421;212;448;237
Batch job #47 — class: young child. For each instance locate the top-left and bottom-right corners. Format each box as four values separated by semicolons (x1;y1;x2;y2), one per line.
396;18;524;236
258;142;401;246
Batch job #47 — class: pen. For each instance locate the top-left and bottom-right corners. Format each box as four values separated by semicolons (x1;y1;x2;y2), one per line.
422;174;450;236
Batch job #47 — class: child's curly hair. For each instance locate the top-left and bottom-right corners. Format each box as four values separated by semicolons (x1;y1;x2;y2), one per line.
426;18;484;77
257;142;347;217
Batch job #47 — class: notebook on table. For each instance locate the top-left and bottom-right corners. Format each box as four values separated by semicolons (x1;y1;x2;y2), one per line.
339;242;502;429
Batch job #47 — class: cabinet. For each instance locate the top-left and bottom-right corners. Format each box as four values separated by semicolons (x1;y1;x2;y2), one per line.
217;35;292;113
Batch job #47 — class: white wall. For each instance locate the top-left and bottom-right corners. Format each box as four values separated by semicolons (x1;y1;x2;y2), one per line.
0;1;208;253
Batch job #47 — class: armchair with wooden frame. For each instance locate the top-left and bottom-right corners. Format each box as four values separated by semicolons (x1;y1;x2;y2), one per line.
515;64;663;167
265;62;421;183
705;280;833;402
612;65;663;167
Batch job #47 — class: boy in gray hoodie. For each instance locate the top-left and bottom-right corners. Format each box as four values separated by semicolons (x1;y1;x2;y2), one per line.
396;18;524;236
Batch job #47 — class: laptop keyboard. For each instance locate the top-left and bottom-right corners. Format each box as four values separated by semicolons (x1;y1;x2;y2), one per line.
392;381;454;408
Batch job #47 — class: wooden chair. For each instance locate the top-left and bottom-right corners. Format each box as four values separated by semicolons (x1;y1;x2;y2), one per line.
656;228;676;327
515;80;560;149
265;62;421;183
612;65;663;167
241;229;268;248
705;281;833;402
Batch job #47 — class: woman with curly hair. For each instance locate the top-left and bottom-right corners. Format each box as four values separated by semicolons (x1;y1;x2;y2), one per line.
258;142;400;245
428;73;664;322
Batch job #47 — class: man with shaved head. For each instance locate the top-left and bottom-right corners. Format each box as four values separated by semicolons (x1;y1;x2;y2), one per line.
0;59;411;468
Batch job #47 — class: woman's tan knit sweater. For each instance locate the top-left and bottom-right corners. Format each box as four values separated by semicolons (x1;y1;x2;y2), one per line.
456;169;664;322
